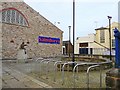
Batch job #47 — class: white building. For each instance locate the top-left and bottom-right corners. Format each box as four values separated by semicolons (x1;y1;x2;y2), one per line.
75;22;119;55
75;33;107;55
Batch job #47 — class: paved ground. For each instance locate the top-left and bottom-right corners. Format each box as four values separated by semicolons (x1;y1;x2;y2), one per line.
2;59;111;88
2;63;52;88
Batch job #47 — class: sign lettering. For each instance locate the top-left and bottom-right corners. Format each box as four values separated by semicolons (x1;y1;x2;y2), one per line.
38;36;60;44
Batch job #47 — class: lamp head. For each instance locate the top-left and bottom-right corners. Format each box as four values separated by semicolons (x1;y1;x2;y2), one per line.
108;16;112;19
68;26;71;28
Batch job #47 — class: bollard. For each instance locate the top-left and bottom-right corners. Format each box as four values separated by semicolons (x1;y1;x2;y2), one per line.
106;28;120;89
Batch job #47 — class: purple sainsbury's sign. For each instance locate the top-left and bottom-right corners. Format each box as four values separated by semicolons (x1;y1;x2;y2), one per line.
38;36;60;44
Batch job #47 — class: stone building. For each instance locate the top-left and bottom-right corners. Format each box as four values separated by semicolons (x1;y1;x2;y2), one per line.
0;1;63;59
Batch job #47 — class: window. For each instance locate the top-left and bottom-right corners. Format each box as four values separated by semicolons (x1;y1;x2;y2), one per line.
2;11;6;22
20;14;23;25
23;19;27;26
1;8;28;26
100;30;105;43
112;39;115;47
0;12;1;22
6;10;11;23
112;29;116;37
79;43;88;47
16;11;20;24
11;10;16;23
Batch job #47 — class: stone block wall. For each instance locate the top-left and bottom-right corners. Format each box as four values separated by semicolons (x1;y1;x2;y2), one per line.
1;2;63;59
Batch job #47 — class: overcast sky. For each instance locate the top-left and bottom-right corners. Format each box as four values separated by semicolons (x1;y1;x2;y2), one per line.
24;0;119;41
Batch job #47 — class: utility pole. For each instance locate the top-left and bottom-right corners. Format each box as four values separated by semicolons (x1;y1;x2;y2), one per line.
72;0;75;69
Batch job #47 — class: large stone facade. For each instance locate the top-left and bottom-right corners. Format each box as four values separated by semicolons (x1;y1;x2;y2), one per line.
1;2;63;59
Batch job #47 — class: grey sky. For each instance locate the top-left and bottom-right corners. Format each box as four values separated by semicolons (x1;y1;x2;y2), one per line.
24;0;119;41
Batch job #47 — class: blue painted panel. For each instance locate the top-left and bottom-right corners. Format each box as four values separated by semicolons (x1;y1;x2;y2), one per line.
114;28;120;68
38;36;60;44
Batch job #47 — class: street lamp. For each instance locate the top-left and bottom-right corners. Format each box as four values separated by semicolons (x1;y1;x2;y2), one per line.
107;16;112;61
68;26;71;58
72;0;75;69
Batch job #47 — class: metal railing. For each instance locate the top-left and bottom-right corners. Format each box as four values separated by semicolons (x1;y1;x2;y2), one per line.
86;64;102;89
45;60;57;79
73;63;86;88
62;61;77;85
40;59;50;75
53;61;62;82
30;58;44;72
5;57;112;88
72;63;99;88
35;57;44;61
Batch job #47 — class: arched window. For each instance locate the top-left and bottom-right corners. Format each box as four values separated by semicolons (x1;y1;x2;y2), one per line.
0;8;29;26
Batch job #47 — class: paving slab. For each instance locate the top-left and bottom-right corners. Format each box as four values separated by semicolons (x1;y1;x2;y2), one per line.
4;78;27;88
2;63;52;88
23;80;43;88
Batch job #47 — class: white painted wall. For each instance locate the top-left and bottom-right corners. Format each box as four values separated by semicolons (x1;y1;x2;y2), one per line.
75;34;95;54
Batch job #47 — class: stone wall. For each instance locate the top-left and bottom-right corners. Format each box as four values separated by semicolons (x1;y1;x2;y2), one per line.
1;2;63;59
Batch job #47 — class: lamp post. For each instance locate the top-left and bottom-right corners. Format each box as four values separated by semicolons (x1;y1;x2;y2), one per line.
68;26;71;58
72;0;75;69
107;16;112;61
